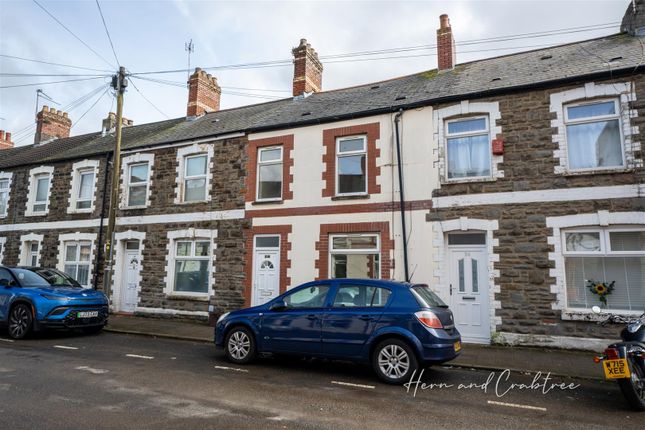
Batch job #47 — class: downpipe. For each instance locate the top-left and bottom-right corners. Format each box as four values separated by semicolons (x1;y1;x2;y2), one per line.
394;109;410;283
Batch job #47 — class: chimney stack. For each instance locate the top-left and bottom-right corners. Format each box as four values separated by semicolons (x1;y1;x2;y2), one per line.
292;38;323;97
437;14;456;71
102;112;133;136
0;130;13;150
187;68;221;117
621;0;645;35
35;106;72;144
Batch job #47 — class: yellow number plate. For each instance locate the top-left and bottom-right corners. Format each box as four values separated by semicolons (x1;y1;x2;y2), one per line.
454;341;461;352
603;358;631;379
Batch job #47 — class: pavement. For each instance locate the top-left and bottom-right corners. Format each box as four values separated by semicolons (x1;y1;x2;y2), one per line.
105;314;605;381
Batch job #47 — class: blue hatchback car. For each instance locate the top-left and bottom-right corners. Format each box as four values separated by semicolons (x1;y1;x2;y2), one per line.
0;266;109;339
215;279;461;383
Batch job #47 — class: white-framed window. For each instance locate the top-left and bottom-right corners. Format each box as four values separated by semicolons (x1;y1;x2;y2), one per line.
445;116;491;180
0;237;7;265
68;160;99;214
19;233;43;267
0;172;10;217
174;144;213;204
256;146;283;201
562;227;644;312
63;241;92;288
329;233;380;279
336;136;367;196
164;229;216;298
26;166;54;216
121;153;154;209
563;99;624;171
127;163;149;207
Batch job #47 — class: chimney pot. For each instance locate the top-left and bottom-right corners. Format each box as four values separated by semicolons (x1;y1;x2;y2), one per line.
292;38;323;97
437;13;456;71
186;67;221;117
0;129;14;150
0;130;4;140
5;132;11;142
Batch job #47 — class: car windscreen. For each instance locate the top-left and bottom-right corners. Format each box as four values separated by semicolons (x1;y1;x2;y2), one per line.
12;269;52;288
410;284;448;308
33;268;82;288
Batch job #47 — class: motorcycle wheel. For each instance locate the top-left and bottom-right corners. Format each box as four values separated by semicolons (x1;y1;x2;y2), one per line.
617;355;645;411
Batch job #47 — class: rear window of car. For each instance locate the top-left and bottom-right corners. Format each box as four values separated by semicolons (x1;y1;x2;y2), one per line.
12;269;51;288
410;284;448;308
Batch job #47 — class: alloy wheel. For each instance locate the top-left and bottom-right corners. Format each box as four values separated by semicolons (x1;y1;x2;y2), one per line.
228;330;251;360
378;344;410;379
9;305;31;339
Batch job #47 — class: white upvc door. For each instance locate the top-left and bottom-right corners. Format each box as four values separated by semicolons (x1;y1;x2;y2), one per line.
121;249;140;313
448;247;490;343
252;248;280;307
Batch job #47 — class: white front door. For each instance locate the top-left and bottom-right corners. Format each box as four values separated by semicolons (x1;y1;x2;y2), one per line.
448;247;490;343
121;247;140;313
252;243;280;307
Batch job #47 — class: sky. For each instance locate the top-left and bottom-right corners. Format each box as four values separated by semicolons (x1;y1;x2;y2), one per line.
0;0;630;147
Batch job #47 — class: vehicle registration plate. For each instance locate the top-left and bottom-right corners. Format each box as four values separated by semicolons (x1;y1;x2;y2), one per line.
77;311;99;318
603;358;631;379
454;341;461;352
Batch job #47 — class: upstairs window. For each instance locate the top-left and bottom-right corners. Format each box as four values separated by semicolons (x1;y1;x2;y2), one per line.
336;136;367;195
32;174;51;214
127;163;149;207
75;170;95;210
183;154;208;202
564;99;623;170
446;116;491;179
256;146;283;201
0;178;8;217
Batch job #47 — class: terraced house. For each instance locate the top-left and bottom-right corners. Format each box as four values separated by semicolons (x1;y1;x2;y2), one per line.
1;3;644;348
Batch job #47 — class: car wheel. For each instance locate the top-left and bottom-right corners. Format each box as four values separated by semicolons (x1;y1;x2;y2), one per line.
372;338;419;384
8;304;33;340
82;325;105;335
224;326;256;364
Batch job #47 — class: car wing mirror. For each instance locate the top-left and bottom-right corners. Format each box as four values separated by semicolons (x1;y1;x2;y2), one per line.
269;300;288;312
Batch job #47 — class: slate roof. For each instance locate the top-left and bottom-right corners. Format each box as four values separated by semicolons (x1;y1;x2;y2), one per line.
1;32;643;169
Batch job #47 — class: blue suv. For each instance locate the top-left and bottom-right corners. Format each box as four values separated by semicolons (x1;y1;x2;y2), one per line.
0;266;109;339
215;279;461;383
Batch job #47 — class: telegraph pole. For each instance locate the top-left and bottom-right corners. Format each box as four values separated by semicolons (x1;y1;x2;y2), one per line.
104;66;127;302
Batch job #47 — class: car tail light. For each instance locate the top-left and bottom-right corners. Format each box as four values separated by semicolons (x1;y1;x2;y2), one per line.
604;347;619;360
415;311;443;329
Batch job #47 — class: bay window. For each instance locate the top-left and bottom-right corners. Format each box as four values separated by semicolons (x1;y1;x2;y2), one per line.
564;228;645;312
330;233;380;279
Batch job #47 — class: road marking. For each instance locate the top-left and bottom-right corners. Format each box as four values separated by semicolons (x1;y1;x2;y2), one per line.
54;345;78;350
214;365;249;373
0;338;14;343
487;400;547;412
75;366;109;375
330;381;376;390
125;354;154;360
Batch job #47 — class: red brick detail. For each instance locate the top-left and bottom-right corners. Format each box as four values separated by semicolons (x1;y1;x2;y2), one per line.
187;68;221;116
243;225;292;307
314;222;393;280
247;199;432;218
322;123;381;198
292;39;323;96
246;135;294;202
437;14;456;71
35;106;71;144
0;130;12;150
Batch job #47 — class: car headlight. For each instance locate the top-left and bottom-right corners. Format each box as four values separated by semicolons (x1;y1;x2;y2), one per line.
41;294;68;301
216;312;230;324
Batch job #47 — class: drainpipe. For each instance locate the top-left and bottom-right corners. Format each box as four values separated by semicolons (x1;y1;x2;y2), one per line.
394;109;410;282
93;152;111;290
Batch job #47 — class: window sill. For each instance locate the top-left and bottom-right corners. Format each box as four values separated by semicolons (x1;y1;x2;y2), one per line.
441;177;497;185
166;293;210;302
561;309;643;321
24;212;48;217
67;208;94;215
331;194;370;201
252;199;284;206
174;199;211;205
560;168;633;177
120;205;149;211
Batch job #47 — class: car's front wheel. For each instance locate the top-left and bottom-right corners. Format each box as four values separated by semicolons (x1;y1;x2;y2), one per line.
224;326;256;364
8;304;33;340
372;338;419;384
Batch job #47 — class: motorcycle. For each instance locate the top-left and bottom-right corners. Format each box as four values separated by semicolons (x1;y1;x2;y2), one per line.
592;305;645;411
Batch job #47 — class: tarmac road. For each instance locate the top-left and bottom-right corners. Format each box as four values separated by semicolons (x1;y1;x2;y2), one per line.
0;330;642;429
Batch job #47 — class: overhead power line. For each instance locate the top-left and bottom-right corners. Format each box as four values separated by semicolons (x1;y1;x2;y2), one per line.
71;86;111;130
32;0;116;70
127;77;170;119
0;76;108;89
0;54;113;73
95;0;120;66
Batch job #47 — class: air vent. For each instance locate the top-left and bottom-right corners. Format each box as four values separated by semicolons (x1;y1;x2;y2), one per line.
395;95;407;101
491;77;502;82
609;56;623;62
211;118;220;123
540;54;553;60
370;85;380;89
301;112;312;116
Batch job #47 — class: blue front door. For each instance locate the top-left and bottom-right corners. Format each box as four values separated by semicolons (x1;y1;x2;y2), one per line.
260;283;331;354
321;283;391;358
